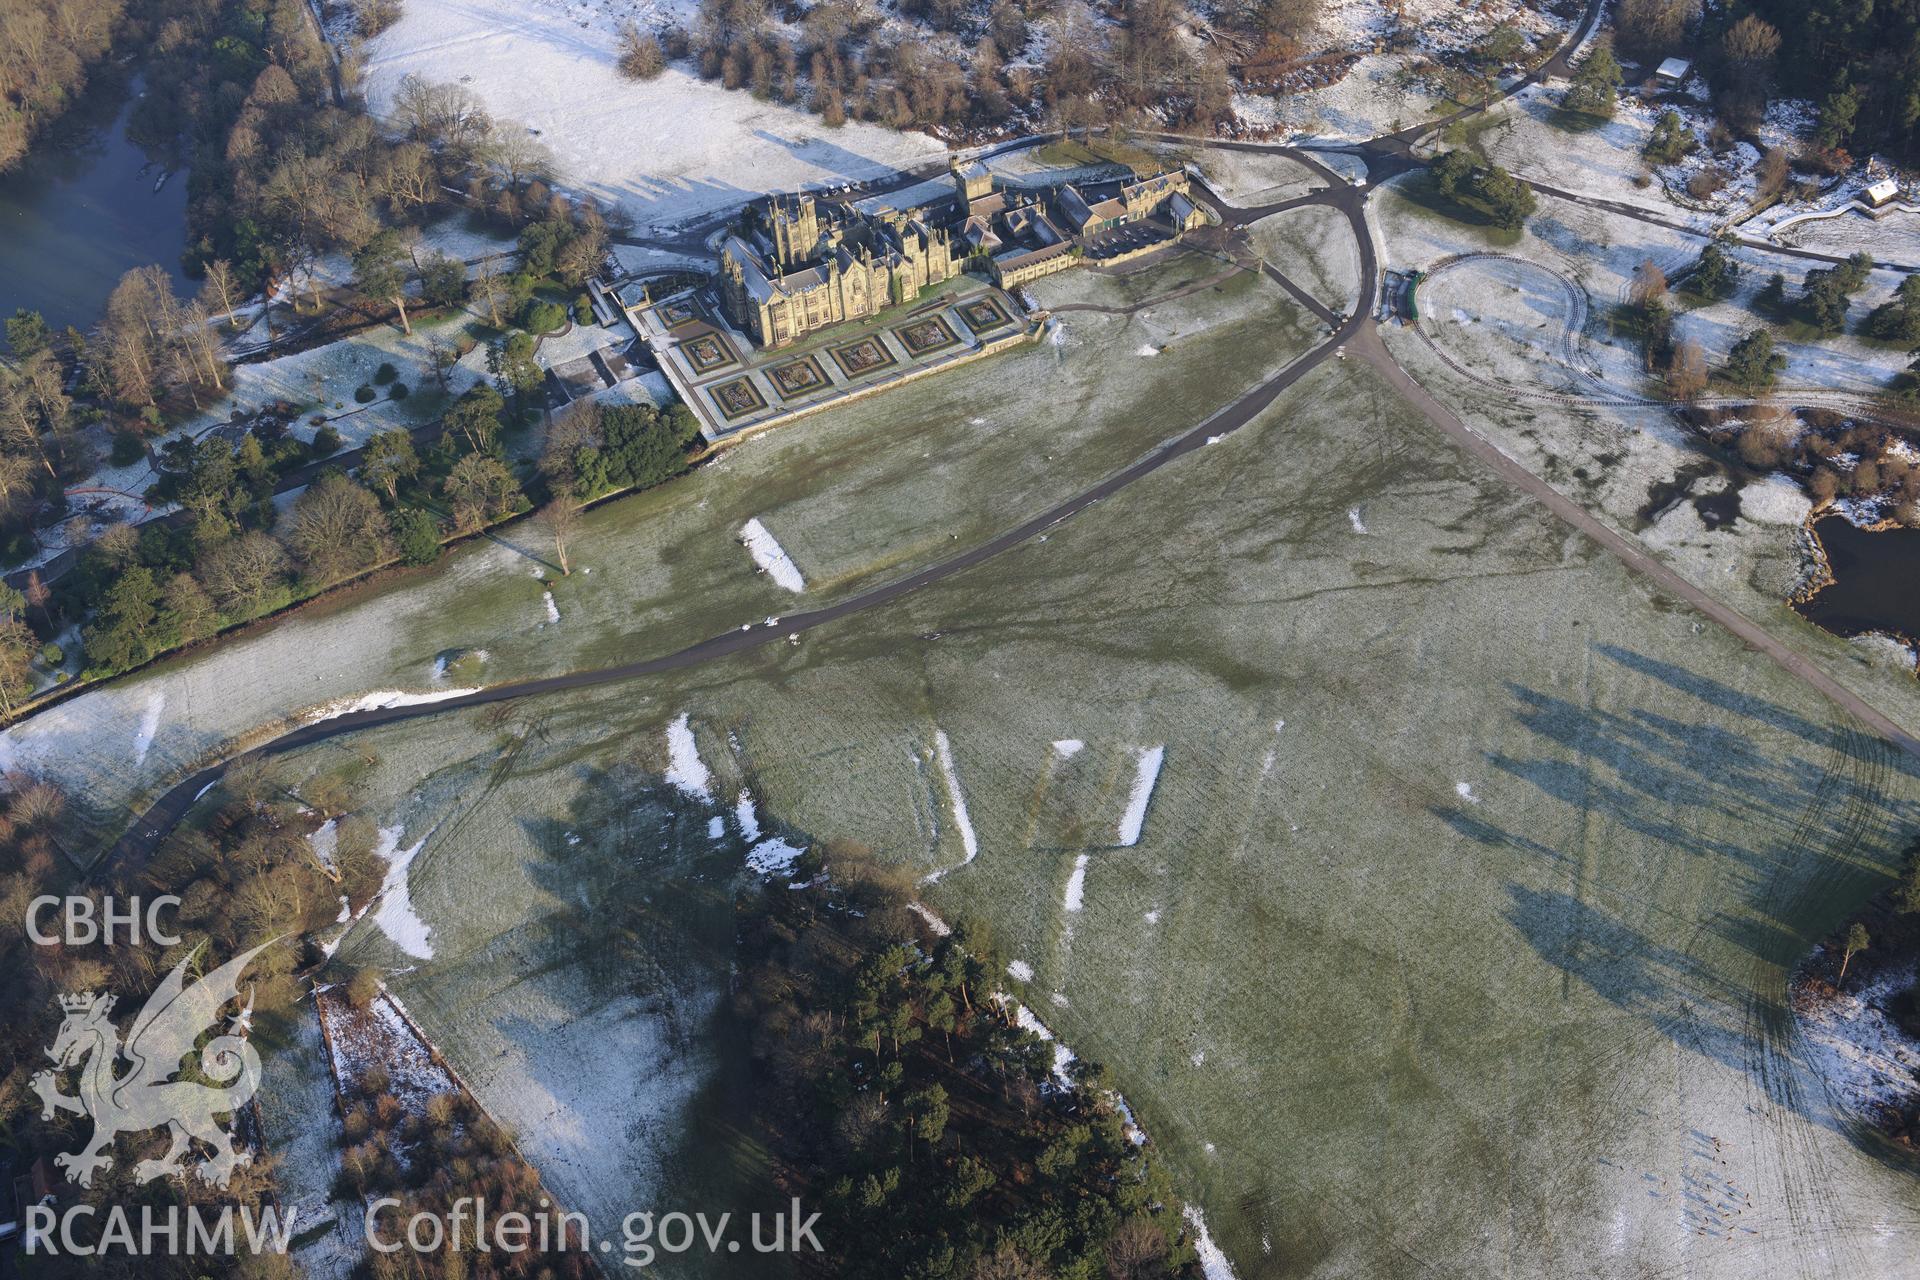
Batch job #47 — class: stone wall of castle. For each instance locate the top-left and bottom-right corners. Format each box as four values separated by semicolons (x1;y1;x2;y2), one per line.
726;215;961;348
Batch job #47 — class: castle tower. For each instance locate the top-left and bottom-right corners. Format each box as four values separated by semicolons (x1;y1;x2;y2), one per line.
771;194;820;270
952;161;994;211
719;248;745;320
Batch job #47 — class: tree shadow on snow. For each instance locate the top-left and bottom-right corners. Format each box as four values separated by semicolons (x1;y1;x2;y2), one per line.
503;762;795;1259
1430;642;1920;1159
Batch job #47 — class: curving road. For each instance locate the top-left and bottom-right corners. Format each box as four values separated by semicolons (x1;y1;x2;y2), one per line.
93;7;1920;879
101;167;1381;876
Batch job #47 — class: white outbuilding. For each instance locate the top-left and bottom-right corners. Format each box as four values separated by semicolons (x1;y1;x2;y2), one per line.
1653;57;1691;85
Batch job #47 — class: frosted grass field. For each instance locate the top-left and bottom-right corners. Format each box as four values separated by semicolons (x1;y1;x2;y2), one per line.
361;0;943;236
1186;147;1328;207
252;1009;359;1280
23;176;1920;1273
254;353;1920;1277
1779;209;1920;263
1373;175;1920;743
1247;206;1365;314
1412;240;1911;399
6;251;1315;855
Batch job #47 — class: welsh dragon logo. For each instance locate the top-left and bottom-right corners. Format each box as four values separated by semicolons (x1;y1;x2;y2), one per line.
30;941;273;1189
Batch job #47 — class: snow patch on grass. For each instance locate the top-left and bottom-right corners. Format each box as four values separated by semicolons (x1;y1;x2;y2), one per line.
306;818;339;873
1347;506;1368;534
431;648;488;683
310;687;481;721
746;836;806;879
371;825;433;959
740;518;806;592
1117;746;1165;846
1183;1205;1241;1280
734;789;761;842
1052;738;1084;758
542;591;560;624
664;713;713;801
1741;473;1814;526
133;694;164;765
1007;998;1143;1146
1013;1003;1075;1083
1794;956;1920;1120
360;0;942;238
908;902;952;935
1063;853;1091;912
1455;781;1480;804
1849;632;1920;673
706;815;724;840
924;729;979;879
1007;959;1034;981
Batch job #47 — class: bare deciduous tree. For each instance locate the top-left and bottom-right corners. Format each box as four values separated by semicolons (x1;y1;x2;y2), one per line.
1629;260;1669;310
1755;147;1789;202
1666;338;1708;400
1614;0;1698;54
0;618;32;715
539;401;600;497
377;139;439;216
443;454;521;532
482;122;554;193
0;351;68;475
199;258;241;329
470;254;507;326
198;531;289;617
617;21;669;79
287;474;393;583
541;496;580;575
1104;1216;1170;1280
970;1245;1048;1280
0;0;125;172
1839;922;1869;980
1719;14;1781;125
392;74;492;157
0;452;32;516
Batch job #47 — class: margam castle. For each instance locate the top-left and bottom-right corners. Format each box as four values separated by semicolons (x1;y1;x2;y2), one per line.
720;161;1206;348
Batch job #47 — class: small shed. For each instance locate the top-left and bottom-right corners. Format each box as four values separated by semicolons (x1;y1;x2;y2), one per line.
1653;57;1691;85
1864;177;1901;207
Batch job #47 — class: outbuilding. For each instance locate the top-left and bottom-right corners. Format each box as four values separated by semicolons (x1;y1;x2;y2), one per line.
1864;177;1901;208
1653;57;1691;86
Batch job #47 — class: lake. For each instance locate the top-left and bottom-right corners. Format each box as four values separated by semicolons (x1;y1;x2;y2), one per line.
1797;515;1920;654
0;76;192;334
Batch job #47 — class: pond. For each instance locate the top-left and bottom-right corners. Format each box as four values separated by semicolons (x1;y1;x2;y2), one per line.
0;76;192;334
1796;515;1920;655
